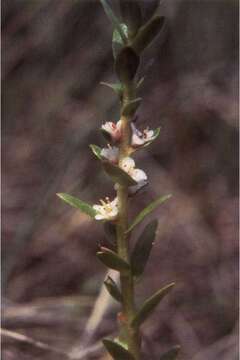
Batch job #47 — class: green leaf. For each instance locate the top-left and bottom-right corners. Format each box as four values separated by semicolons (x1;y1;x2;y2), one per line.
102;161;137;187
132;16;166;54
120;0;142;38
122;98;142;116
89;144;102;160
115;47;139;84
100;81;123;98
104;276;122;302
160;345;181;360
103;339;135;360
97;247;130;271
131;220;158;277
126;194;172;233
57;193;96;218
100;0;128;44
104;222;117;245
112;23;129;59
131;282;175;328
143;127;161;147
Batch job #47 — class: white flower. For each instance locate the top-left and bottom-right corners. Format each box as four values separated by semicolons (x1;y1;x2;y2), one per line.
93;197;118;221
131;123;155;147
120;157;147;183
101;121;122;141
100;145;119;163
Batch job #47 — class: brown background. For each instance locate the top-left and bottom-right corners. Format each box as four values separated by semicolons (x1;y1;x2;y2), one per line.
2;0;239;359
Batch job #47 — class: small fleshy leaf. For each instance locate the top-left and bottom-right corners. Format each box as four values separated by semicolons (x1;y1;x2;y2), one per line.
160;345;181;360
100;0;127;43
97;247;130;271
103;161;137;186
103;339;135;360
126;194;172;233
131;283;175;328
131;220;158;277
89;144;102;160
104;276;122;302
115;47;140;84
132;16;166;54
112;23;129;58
57;193;96;218
104;222;117;245
120;0;142;38
122;98;142;116
100;81;123;98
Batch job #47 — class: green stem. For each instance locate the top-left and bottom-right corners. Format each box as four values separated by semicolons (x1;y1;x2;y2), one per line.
116;82;141;359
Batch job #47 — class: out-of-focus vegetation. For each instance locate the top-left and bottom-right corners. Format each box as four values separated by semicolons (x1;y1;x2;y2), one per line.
2;1;238;359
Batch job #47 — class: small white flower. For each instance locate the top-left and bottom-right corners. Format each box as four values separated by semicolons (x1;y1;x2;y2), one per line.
100;145;119;163
93;197;118;221
120;157;147;183
131;123;155;147
101;120;122;142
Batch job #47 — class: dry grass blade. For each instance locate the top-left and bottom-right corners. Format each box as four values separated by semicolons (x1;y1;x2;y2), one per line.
1;328;70;358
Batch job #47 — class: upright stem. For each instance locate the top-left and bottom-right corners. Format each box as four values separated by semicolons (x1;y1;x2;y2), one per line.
116;82;141;359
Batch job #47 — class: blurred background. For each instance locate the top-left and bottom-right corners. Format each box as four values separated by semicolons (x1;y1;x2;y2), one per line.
2;0;239;359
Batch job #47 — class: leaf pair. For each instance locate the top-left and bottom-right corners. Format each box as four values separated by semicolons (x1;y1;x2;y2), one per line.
132;282;175;328
131;219;158;278
127;194;172;233
115;46;140;85
97;247;130;272
132;15;166;54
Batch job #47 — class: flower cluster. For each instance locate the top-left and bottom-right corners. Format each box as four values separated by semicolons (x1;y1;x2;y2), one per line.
92;120;157;221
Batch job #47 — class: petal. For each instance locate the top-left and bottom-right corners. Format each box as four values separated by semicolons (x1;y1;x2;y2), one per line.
144;130;154;141
95;214;105;220
93;205;103;212
131;169;148;182
121;157;135;172
109;208;118;218
132;133;144;146
111;197;118;207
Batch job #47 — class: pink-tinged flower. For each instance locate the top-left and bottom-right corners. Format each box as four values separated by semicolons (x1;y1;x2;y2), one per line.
101;121;122;142
120;157;147;184
131;123;155;147
100;145;119;164
93;197;118;221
